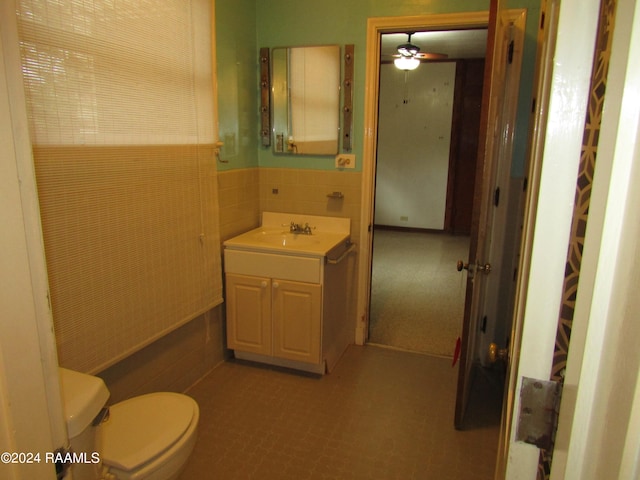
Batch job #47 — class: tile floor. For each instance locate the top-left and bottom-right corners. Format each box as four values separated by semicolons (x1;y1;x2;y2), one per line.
179;345;502;480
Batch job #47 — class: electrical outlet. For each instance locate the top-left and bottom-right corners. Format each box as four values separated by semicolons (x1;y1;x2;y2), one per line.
335;154;356;169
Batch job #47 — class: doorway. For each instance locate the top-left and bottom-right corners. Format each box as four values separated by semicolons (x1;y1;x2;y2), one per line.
358;5;528;451
368;30;486;357
357;8;528;376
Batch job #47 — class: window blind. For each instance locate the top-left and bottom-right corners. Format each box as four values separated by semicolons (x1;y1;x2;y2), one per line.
16;0;222;374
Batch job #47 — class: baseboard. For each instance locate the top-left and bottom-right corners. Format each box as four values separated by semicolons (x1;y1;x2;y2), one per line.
373;224;445;234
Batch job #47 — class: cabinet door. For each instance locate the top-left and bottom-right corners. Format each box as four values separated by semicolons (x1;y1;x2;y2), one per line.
272;279;321;365
226;273;272;356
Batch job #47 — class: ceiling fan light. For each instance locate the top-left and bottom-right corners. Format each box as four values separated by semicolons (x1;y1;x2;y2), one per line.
397;43;420;57
394;56;420;71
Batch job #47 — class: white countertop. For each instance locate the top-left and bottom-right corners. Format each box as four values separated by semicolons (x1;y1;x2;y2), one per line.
223;212;351;257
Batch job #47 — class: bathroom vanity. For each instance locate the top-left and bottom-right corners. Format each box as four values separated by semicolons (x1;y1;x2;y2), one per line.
223;212;354;374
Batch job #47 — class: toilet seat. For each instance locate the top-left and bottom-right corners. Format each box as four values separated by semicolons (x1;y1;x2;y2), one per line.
99;392;197;474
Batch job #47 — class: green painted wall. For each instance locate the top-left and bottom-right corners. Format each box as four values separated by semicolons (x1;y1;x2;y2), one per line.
216;0;541;176
215;0;259;170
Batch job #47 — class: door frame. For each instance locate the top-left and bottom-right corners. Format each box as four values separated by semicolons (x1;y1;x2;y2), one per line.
491;0;559;476
357;10;524;345
356;11;491;346
357;10;526;347
1;2;68;477
505;0;640;476
356;8;526;478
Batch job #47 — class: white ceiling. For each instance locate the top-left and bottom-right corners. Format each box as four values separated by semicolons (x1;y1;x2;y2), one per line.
380;29;488;61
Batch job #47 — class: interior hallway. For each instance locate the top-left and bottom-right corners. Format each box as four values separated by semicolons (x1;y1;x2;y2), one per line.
179;345;502;480
369;229;470;357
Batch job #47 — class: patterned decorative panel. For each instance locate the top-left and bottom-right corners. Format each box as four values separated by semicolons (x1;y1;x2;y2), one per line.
537;0;617;477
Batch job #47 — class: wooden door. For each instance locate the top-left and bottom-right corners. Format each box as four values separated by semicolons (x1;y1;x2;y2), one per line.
454;0;513;429
446;59;485;234
226;273;272;356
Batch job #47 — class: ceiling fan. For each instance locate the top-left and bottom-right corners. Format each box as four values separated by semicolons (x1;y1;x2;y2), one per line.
383;32;448;70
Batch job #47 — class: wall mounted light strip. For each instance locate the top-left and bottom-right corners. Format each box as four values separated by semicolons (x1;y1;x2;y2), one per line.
259;47;271;147
342;44;355;152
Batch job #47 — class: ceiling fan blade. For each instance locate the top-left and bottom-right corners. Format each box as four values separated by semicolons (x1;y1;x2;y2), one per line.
382;53;448;62
415;52;448;60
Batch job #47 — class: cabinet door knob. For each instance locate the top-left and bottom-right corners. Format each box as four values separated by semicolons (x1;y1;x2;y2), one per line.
273;282;279;288
261;281;268;288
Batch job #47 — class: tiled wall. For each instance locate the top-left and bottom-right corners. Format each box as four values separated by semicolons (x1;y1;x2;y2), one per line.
259;168;362;236
218;166;363;239
98;308;225;404
218;168;261;240
100;166;362;400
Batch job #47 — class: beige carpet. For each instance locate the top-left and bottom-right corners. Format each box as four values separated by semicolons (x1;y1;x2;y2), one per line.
369;229;470;357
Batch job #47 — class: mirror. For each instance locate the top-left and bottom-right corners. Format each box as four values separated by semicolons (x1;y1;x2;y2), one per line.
271;45;340;155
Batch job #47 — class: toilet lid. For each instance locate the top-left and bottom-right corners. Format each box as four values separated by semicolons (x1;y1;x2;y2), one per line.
99;392;196;472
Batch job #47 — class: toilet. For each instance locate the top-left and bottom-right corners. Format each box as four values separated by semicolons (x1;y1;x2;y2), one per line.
59;368;199;480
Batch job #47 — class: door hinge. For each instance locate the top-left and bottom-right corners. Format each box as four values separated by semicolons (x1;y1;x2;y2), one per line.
516;377;563;450
508;40;514;64
480;315;487;333
494;187;501;207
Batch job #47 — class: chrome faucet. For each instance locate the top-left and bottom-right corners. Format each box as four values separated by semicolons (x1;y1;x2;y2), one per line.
289;221;301;233
289;221;314;235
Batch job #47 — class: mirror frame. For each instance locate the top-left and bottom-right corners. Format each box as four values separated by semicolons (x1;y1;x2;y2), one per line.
342;44;354;152
259;48;271;147
270;44;341;156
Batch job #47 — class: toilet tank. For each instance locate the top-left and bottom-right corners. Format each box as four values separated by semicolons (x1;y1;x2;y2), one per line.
59;367;110;480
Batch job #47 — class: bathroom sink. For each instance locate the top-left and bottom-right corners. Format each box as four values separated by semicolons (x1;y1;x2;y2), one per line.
253;230;322;246
223;212;351;257
224;227;348;256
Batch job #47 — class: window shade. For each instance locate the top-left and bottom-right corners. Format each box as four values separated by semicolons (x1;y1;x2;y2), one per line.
16;0;222;374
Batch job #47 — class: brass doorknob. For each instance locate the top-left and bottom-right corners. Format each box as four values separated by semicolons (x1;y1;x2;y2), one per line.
488;342;508;363
456;260;469;271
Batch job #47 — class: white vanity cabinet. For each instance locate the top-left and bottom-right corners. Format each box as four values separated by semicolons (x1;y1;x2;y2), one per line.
223;212;354;374
225;273;322;365
224;250;352;373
